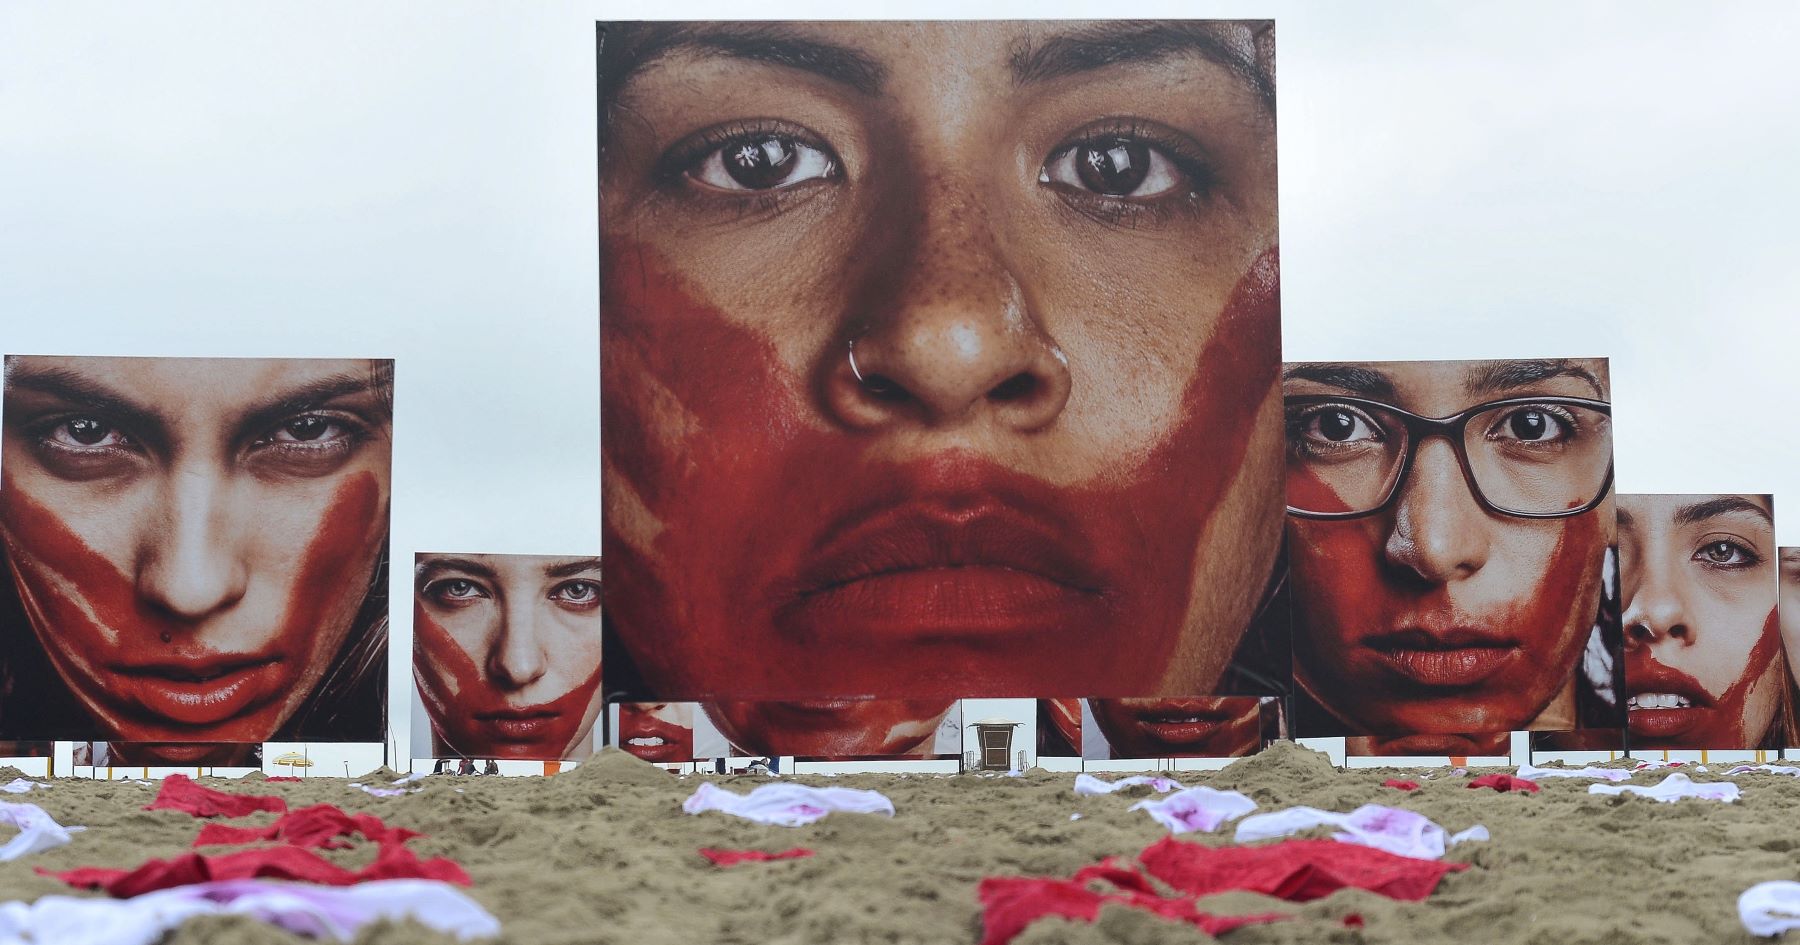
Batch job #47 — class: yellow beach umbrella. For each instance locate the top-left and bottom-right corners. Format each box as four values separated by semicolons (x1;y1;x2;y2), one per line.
273;752;312;777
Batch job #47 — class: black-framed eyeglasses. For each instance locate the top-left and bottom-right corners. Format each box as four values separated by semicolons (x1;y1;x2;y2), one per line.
1284;394;1614;520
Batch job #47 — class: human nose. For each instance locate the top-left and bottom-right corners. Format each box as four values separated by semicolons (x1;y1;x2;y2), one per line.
823;179;1071;432
136;468;249;623
1622;553;1693;649
1383;438;1492;583
487;596;549;690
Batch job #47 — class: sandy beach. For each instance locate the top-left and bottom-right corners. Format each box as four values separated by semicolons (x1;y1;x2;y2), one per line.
1;744;1791;944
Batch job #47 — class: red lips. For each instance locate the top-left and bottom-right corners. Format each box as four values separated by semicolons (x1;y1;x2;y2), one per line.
617;708;693;763
774;489;1114;646
108;653;286;728
1362;626;1521;689
1624;656;1716;741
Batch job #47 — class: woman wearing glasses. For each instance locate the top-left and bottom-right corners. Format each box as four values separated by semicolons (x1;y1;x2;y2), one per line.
1283;358;1615;737
1618;494;1792;750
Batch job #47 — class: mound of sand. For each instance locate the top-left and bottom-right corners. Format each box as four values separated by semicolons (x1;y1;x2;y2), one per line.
558;747;685;791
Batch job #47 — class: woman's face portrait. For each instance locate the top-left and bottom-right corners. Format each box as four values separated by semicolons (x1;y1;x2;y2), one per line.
703;699;954;758
599;20;1282;701
0;355;392;743
1284;358;1614;736
1087;697;1263;759
414;553;605;761
1618;494;1780;750
617;702;694;764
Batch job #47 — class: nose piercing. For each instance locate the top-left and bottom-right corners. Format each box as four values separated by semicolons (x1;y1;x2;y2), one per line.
847;337;895;396
847;337;868;385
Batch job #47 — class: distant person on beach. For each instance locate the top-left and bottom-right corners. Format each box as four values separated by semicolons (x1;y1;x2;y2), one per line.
413;553;604;761
1617;494;1792;750
1283;358;1615;738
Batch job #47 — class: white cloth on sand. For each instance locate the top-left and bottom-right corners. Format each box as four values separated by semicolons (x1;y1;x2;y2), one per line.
0;878;498;945
683;782;895;826
1073;774;1184;796
1740;880;1800;936
0;802;80;862
0;781;48;796
1726;764;1800;779
1589;772;1738;803
1129;786;1257;834
1515;763;1628;782
1234;803;1486;860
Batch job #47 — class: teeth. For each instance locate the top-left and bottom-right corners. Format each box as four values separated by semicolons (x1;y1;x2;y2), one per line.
1628;693;1693;710
626;737;666;747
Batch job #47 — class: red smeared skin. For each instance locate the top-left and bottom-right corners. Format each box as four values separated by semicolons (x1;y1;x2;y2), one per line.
703;699;952;757
413;606;604;761
1628;609;1783;750
601;241;1281;699
1290;494;1603;736
616;704;694;764
1090;697;1263;759
1;472;382;743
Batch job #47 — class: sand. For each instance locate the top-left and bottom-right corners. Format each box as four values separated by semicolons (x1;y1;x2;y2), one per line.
0;743;1792;944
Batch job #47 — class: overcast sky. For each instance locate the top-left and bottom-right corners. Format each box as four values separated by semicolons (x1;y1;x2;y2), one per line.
5;1;1798;751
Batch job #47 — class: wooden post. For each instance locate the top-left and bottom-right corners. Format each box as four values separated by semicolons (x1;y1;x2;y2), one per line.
544;761;561;776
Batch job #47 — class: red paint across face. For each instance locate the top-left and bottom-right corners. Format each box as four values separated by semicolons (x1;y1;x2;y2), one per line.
1290;501;1602;736
1089;697;1263;759
1;472;380;742
616;704;694;764
1626;609;1782;750
601;241;1280;699
413;606;604;761
705;700;952;757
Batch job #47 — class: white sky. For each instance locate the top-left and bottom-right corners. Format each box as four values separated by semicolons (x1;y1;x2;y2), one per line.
4;1;1799;761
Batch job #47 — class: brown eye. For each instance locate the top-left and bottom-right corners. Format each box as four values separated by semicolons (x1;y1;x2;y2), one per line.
53;417;128;448
689;135;838;192
1042;138;1184;198
1076;139;1151;195
282;416;331;441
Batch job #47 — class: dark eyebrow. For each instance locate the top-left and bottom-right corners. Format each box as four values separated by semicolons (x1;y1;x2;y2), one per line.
603;23;886;97
237;370;392;436
1674;495;1773;527
1010;21;1274;112
2;365;169;448
415;556;500;585
1462;359;1605;400
543;557;605;579
1282;363;1396;400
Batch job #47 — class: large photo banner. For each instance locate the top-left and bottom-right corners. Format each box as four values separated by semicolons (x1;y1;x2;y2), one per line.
598;19;1284;702
1284;357;1617;738
1616;495;1788;751
1080;697;1279;761
0;355;392;743
412;553;605;761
